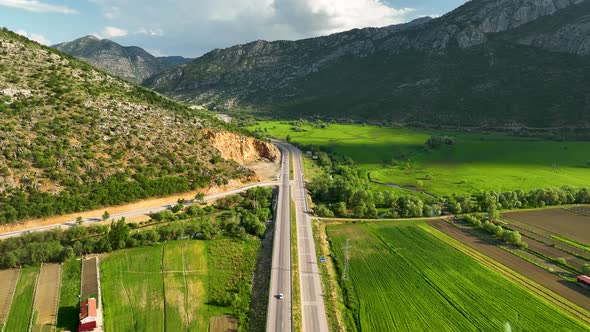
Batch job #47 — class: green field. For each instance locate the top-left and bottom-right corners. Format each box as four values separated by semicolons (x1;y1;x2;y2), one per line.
328;221;588;331
251;122;590;196
56;259;81;332
101;238;260;332
4;266;39;332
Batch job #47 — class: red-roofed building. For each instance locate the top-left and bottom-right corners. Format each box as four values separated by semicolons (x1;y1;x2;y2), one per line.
577;275;590;287
78;321;97;332
79;298;97;331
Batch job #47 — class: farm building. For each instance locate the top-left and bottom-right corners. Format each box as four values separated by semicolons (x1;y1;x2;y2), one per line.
577;275;590;287
78;298;97;332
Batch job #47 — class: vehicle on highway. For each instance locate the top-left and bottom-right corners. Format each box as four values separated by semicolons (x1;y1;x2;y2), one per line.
277;293;284;299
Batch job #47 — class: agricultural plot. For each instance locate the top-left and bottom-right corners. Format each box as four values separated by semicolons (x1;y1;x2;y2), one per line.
32;263;62;332
0;269;19;327
328;221;589;332
4;266;39;332
504;208;590;246
251;122;590;196
101;239;259;332
81;257;99;299
430;220;590;315
101;245;166;332
56;259;81;332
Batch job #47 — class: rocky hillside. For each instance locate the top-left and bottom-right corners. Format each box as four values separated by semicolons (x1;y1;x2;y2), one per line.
53;36;191;84
0;28;257;224
146;0;590;128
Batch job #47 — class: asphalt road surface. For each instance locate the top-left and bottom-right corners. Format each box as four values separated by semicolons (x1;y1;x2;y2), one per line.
267;143;293;332
0;180;278;240
288;143;329;332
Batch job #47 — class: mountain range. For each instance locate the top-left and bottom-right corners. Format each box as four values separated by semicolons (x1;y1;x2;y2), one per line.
53;36;192;84
143;0;590;128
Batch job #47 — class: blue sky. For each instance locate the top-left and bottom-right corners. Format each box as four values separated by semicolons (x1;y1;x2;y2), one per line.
0;0;466;57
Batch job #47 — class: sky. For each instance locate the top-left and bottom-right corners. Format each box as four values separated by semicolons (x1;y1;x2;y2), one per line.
0;0;466;57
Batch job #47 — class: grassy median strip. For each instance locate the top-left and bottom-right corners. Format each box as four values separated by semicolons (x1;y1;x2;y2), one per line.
291;192;302;332
290;154;294;180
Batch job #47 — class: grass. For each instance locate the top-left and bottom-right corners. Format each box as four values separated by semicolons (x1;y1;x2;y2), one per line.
290;195;302;332
56;259;81;332
290;154;294;180
4;266;39;332
552;235;590;253
328;220;589;331
250;122;590;196
101;238;260;332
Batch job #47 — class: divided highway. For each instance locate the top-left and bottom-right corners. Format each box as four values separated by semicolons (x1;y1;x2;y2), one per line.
267;141;329;332
288;143;329;332
267;143;293;331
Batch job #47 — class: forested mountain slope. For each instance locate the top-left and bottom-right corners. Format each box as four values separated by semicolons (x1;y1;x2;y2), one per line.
0;28;250;224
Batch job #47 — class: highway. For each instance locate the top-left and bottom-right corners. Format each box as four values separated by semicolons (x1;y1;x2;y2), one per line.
267;143;293;332
0;180;278;240
287;143;329;332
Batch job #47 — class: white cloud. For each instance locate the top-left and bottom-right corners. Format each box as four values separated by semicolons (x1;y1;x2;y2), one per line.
16;29;51;45
136;27;164;37
89;0;415;56
99;26;128;38
0;0;77;14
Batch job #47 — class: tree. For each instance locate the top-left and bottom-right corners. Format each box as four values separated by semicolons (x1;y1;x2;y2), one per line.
195;192;206;204
582;264;590;276
333;202;348;217
314;205;334;217
102;211;110;221
286;134;292;142
487;208;500;222
76;216;83;225
109;218;130;250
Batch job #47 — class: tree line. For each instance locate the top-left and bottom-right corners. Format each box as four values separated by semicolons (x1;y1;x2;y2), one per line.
0;187;274;269
305;148;590;219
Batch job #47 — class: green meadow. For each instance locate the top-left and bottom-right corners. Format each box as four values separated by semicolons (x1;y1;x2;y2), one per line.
250;122;590;196
328;221;588;331
100;238;260;332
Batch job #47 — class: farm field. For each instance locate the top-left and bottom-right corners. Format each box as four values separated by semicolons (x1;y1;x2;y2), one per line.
101;238;260;332
0;269;19;327
81;257;99;299
250;121;590;196
4;266;39;332
32;263;61;332
429;220;590;314
504;208;590;246
56;259;81;332
499;219;590;271
328;220;589;331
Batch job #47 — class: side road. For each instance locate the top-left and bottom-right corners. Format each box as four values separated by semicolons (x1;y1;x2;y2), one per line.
0;180;278;240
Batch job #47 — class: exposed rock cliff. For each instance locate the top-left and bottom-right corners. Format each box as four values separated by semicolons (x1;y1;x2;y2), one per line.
204;130;279;165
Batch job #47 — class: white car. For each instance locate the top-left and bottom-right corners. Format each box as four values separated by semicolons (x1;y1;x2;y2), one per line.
278;293;284;299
